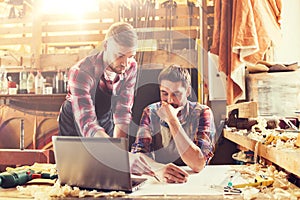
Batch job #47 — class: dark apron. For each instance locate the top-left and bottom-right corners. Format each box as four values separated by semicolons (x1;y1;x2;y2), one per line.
58;78;114;137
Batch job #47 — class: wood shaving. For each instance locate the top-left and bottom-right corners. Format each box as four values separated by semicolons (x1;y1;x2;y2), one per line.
16;180;126;199
232;164;300;200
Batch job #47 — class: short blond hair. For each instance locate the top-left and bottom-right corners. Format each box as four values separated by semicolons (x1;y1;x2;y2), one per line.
105;22;138;48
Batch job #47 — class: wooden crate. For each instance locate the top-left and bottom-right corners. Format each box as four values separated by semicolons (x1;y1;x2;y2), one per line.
246;70;300;117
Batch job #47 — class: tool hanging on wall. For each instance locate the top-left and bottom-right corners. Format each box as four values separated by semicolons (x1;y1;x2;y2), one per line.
161;0;177;61
126;0;156;96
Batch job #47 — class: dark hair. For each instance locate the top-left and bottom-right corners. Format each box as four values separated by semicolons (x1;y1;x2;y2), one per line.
105;22;138;48
158;64;191;89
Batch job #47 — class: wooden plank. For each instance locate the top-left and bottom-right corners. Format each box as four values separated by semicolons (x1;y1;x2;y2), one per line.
137;30;199;40
40;54;80;69
0;26;32;35
41;12;116;22
0;37;31;46
0;17;32;25
0;94;66;101
39;50;197;70
0;149;55;166
223;129;300;177
42;34;105;44
226;101;258;118
42;23;110;33
223;129;258;150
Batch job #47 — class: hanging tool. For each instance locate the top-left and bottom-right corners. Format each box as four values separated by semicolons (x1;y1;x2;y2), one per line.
161;0;177;61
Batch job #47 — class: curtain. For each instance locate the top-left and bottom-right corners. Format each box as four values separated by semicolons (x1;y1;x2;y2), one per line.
210;0;282;105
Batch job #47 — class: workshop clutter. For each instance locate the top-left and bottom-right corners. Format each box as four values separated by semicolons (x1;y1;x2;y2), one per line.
7;163;126;198
226;101;300;149
232;150;254;165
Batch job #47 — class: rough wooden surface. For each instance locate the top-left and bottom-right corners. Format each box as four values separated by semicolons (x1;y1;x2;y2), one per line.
223;129;300;177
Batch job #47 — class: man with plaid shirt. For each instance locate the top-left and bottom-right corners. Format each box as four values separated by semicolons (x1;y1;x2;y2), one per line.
132;64;216;183
58;22;138;138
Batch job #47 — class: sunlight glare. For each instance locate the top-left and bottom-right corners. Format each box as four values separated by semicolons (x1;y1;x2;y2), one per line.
41;0;99;15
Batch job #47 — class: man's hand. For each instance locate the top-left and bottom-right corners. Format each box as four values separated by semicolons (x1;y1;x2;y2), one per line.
158;163;189;183
93;130;110;138
157;101;183;124
129;153;155;176
130;153;189;184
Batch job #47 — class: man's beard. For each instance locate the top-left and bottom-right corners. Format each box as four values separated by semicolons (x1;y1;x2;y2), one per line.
108;64;126;74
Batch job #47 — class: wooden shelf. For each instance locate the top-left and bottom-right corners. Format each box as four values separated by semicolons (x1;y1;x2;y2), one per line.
0;149;55;166
223;129;300;177
0;94;66;99
0;94;65;112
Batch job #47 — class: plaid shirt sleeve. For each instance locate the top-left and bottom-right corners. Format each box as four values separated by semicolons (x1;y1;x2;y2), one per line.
194;105;216;163
131;106;154;158
67;63;105;137
113;60;137;125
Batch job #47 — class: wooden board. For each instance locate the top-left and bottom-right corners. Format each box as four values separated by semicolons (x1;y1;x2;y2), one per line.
226;101;258;118
246;70;300;117
0;149;54;166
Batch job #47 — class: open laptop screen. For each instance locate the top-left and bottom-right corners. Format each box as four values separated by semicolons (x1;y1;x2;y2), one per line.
52;136;145;192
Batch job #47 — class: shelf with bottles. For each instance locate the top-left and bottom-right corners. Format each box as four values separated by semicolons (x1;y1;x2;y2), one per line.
0;66;69;95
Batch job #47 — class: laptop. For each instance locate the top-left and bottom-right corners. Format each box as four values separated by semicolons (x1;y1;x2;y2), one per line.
52;136;147;193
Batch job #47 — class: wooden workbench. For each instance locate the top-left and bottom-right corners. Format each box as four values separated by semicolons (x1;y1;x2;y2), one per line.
223;129;300;177
1;164;299;199
0;165;242;200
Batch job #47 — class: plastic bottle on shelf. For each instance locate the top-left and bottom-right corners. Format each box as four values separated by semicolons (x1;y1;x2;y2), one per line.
27;70;35;94
55;70;64;93
19;66;28;94
35;70;44;94
0;66;8;94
